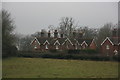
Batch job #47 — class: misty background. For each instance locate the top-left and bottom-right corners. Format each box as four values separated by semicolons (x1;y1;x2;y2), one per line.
3;2;118;35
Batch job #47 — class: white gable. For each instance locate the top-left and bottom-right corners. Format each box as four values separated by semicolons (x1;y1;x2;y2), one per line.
30;37;40;45
62;38;73;45
101;37;114;45
81;41;88;46
54;40;60;45
43;40;50;45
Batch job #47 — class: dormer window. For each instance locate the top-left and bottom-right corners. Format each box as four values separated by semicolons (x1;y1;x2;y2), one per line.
75;45;77;49
45;45;48;49
106;45;110;50
114;50;118;55
34;45;37;49
83;45;86;49
56;45;59;50
66;45;69;49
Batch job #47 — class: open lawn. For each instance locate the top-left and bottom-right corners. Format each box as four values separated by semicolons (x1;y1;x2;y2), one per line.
2;57;118;78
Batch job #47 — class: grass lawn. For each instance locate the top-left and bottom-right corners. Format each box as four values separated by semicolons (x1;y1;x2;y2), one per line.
2;57;118;78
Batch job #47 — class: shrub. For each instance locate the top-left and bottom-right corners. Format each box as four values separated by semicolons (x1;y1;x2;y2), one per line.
3;45;18;58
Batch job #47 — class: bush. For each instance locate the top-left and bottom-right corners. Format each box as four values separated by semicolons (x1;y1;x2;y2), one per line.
2;45;18;58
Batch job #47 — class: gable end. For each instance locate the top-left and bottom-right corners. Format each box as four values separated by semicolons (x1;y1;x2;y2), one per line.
81;41;88;46
43;40;50;45
30;37;41;45
101;37;114;45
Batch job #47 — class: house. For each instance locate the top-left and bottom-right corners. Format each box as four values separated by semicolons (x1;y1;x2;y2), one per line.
30;30;97;51
101;28;120;56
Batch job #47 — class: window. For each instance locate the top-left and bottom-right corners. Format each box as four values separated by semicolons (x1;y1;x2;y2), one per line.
56;45;59;50
66;45;69;49
34;45;37;49
114;50;118;55
106;45;110;50
75;45;77;50
83;45;86;49
45;45;48;49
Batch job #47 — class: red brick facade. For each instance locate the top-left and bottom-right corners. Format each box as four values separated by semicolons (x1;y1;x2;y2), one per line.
30;37;97;51
89;39;97;50
101;37;119;56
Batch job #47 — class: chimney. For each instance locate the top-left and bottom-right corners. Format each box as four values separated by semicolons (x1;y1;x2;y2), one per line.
48;30;51;38
41;30;44;37
54;30;58;38
60;34;63;38
112;28;117;37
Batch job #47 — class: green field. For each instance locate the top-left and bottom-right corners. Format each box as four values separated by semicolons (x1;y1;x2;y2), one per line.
2;57;118;78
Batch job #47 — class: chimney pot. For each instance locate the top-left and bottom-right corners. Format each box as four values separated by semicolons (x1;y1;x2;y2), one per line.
41;31;44;37
54;30;58;38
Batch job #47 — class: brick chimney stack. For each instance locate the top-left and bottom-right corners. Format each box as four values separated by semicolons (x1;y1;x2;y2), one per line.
60;34;63;38
60;30;64;38
41;30;44;37
54;30;58;38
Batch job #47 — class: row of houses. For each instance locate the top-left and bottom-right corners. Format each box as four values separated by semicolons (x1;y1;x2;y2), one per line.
30;30;97;50
30;28;120;56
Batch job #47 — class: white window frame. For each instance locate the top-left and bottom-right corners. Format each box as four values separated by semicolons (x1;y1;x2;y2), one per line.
114;50;118;55
34;45;37;49
45;45;48;49
66;45;69;49
56;45;59;50
75;44;77;50
83;45;86;49
106;45;110;50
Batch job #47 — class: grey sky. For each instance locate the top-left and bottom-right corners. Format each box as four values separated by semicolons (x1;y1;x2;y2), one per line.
3;2;118;35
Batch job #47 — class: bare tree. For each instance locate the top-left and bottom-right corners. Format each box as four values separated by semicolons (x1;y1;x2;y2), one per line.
81;27;98;39
96;23;113;48
59;17;76;38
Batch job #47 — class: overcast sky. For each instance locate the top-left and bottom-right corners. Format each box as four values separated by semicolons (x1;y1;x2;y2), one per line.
3;2;118;35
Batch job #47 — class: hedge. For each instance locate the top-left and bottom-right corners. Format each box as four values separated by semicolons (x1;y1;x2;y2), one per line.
17;51;119;61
